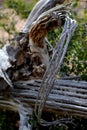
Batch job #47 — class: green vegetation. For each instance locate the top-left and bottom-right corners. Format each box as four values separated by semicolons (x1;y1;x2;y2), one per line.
5;0;38;18
0;110;19;130
47;3;87;80
60;12;87;79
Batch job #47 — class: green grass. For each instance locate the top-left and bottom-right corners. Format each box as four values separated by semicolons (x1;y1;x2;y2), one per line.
5;0;38;18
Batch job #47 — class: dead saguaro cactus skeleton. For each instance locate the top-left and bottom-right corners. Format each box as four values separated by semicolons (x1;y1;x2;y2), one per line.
29;5;67;75
0;0;81;130
4;0;67;82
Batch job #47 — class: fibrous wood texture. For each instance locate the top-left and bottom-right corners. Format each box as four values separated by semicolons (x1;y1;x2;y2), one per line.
14;79;87;118
0;79;87;125
35;16;77;120
21;0;65;33
0;0;87;130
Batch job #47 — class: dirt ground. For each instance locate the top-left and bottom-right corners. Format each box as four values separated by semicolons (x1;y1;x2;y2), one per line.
0;8;25;42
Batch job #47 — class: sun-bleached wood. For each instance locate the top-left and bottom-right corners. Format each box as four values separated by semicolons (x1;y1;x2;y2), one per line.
0;0;87;129
0;79;87;118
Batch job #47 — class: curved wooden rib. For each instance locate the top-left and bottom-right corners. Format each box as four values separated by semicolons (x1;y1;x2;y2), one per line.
21;0;65;33
29;6;67;69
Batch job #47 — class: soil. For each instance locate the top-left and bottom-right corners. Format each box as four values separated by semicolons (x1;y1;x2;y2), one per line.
0;8;25;43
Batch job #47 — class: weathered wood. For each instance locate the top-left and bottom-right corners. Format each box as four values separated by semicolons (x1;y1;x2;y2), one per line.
35;16;77;120
0;79;87;118
21;0;65;33
0;0;70;129
29;5;68;73
0;0;86;129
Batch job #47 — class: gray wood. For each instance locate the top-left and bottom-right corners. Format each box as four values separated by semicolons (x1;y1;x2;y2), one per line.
0;0;86;129
0;79;87;118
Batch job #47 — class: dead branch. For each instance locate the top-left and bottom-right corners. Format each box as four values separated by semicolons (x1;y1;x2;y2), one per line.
21;0;65;33
0;1;69;129
0;0;86;130
35;16;77;120
29;5;67;71
0;79;87;118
